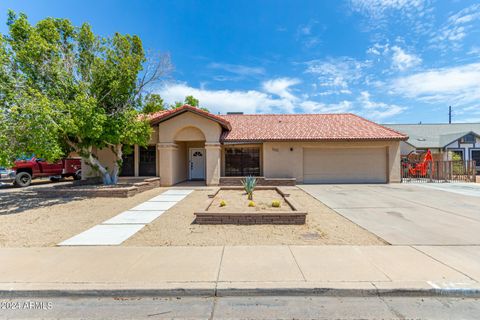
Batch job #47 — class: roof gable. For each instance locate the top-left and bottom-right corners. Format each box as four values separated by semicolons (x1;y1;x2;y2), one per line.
384;123;480;148
148;105;231;130
440;131;480;147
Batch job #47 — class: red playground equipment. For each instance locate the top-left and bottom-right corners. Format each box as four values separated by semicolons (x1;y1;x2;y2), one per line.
402;149;434;177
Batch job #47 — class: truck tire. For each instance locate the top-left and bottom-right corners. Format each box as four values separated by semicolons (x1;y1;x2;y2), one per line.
15;172;32;187
50;177;60;182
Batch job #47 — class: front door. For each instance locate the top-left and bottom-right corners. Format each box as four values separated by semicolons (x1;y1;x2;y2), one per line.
189;148;205;180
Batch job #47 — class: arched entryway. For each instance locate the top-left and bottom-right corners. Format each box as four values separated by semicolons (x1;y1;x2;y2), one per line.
156;109;224;186
173;126;206;183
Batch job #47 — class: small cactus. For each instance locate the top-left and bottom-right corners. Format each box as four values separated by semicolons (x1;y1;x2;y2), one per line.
241;176;257;200
219;200;227;207
248;201;255;207
271;200;281;208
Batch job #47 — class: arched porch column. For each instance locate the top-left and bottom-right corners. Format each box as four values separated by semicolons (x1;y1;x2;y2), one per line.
157;142;178;186
205;142;221;186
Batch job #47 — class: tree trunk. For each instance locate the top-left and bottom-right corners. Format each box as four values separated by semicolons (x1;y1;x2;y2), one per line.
84;151;113;185
110;144;123;185
70;142;123;185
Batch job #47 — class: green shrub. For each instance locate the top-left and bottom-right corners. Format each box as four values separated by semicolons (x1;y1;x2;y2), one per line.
451;152;465;175
241;176;257;200
219;200;227;207
248;201;255;207
271;200;281;208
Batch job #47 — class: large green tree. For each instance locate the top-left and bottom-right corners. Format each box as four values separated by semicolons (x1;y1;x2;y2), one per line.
141;93;165;114
0;11;171;184
172;95;209;112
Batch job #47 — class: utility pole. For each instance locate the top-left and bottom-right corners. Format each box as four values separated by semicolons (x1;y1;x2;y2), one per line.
448;106;452;124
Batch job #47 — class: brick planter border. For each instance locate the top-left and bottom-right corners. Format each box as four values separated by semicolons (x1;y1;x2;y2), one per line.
35;177;161;198
194;186;307;225
219;177;296;186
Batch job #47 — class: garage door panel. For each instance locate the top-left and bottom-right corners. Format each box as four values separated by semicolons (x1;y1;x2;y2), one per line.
303;148;387;183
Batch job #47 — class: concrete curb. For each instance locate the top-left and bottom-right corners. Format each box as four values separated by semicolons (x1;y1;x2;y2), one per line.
1;287;480;298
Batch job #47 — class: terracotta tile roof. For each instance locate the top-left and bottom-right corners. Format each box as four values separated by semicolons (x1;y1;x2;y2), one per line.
147;105;231;130
146;107;407;142
220;113;408;142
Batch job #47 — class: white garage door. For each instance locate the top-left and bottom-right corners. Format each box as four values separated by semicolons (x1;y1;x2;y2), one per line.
303;148;387;183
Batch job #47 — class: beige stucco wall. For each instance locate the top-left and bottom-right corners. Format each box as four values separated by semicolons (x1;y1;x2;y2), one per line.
148;127;159;145
157;111;223;186
262;140;402;183
158;112;222;143
205;143;221;185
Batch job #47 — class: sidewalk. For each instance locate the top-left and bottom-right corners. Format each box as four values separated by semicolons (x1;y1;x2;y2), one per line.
0;245;479;297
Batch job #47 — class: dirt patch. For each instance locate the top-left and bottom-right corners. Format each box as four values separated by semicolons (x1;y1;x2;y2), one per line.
125;187;386;246
208;189;292;212
0;187;168;247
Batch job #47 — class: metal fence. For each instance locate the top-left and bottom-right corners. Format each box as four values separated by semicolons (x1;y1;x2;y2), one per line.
401;160;477;183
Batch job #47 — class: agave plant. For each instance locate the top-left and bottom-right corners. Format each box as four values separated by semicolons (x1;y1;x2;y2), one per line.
241;176;257;200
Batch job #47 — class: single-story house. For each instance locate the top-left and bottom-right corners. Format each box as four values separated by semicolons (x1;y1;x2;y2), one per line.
84;105;408;185
384;123;480;170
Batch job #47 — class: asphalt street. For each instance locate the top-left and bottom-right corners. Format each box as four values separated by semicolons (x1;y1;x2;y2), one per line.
1;296;479;319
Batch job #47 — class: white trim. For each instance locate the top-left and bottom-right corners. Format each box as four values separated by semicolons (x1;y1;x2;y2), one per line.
470;149;480;170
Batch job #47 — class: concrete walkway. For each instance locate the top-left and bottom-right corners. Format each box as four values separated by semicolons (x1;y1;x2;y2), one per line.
1;245;479;297
59;189;194;246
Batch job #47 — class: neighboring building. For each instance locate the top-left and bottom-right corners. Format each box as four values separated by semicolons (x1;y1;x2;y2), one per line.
84;105;407;186
384;123;480;168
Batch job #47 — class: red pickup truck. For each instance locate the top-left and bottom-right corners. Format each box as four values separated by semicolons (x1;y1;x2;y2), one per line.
0;157;82;187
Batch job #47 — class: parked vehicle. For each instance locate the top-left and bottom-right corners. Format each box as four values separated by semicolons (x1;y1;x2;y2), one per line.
0;157;82;187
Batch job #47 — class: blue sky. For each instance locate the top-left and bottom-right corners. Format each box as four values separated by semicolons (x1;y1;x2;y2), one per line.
1;0;480;123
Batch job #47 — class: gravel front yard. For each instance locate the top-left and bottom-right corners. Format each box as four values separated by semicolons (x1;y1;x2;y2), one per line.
208;189;292;212
0;187;168;247
125;187;386;246
0;186;385;247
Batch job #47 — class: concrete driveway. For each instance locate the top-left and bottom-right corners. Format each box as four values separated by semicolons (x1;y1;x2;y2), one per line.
299;183;480;245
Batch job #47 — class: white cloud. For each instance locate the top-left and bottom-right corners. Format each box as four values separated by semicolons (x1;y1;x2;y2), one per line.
208;63;265;76
296;20;322;48
448;3;480;25
390;62;480;106
366;43;388;55
467;46;480;55
390;46;422;70
305;57;369;91
156;82;293;114
366;43;421;71
155;80;404;121
262;77;301;101
349;0;431;33
299;100;353;114
349;0;427;19
431;4;480;50
358;91;406;120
